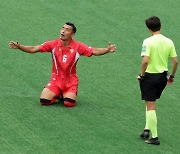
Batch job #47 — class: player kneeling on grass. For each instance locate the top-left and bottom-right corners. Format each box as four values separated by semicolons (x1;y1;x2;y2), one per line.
9;22;116;107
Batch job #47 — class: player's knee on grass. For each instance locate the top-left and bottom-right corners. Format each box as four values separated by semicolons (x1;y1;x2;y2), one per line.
63;98;76;107
40;98;56;106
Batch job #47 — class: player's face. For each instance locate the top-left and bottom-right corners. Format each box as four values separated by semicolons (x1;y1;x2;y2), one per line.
60;24;74;41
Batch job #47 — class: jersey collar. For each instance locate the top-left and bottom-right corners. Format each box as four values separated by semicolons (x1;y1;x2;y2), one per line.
57;39;74;49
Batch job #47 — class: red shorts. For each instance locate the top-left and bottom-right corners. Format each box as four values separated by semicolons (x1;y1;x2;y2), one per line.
45;74;78;97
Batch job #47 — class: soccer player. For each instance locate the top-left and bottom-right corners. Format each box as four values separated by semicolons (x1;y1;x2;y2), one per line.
9;22;116;107
137;16;178;145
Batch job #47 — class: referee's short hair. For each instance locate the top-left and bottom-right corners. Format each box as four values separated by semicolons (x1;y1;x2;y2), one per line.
145;16;161;32
66;22;77;34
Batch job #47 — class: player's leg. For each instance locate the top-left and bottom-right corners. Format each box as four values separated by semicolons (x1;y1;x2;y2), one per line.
140;106;150;139
144;106;150;131
40;73;61;105
141;80;159;144
145;72;167;144
139;74;151;138
139;73;156;140
146;101;157;138
40;88;58;105
145;101;160;145
63;76;78;107
63;92;77;107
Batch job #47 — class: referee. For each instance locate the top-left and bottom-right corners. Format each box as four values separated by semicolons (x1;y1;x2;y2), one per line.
137;16;178;145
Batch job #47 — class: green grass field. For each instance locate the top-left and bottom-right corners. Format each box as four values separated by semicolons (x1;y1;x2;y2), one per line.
1;0;180;153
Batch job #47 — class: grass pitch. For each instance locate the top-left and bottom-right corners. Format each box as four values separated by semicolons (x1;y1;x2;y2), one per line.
0;0;180;153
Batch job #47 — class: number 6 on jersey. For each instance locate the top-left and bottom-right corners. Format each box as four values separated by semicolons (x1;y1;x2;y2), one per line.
63;55;67;62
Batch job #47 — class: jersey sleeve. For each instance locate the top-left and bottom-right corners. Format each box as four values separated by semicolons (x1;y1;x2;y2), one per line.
77;42;94;57
39;40;54;52
141;39;150;57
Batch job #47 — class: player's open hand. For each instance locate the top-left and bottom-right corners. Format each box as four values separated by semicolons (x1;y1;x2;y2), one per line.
9;41;19;49
107;42;116;52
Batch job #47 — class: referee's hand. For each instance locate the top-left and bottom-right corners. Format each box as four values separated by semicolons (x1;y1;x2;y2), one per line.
167;76;174;85
137;75;144;81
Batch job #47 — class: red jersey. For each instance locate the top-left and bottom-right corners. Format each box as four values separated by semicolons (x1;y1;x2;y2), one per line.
39;38;93;81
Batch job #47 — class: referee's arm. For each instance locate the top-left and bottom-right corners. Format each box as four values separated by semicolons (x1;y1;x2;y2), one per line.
140;56;149;76
170;57;178;77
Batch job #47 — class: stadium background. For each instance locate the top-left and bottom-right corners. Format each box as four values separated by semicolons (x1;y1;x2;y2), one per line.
0;0;179;153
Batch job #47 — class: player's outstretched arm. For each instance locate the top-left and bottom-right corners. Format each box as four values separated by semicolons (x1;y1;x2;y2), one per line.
92;42;116;56
9;41;40;53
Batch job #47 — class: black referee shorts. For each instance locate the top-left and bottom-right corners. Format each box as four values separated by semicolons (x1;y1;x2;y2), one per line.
139;71;168;101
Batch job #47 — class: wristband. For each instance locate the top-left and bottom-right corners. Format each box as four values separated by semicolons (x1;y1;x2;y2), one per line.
170;75;174;78
139;74;144;79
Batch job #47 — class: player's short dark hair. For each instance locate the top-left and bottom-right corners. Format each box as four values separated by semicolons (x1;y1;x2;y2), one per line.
66;22;76;33
145;16;161;32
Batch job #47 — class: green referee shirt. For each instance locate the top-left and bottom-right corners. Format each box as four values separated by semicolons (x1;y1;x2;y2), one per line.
141;34;177;73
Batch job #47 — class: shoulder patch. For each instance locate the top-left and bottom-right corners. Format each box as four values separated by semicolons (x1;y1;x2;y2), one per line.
141;46;146;52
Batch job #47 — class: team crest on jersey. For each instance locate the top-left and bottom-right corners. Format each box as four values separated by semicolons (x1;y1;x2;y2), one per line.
70;49;74;53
